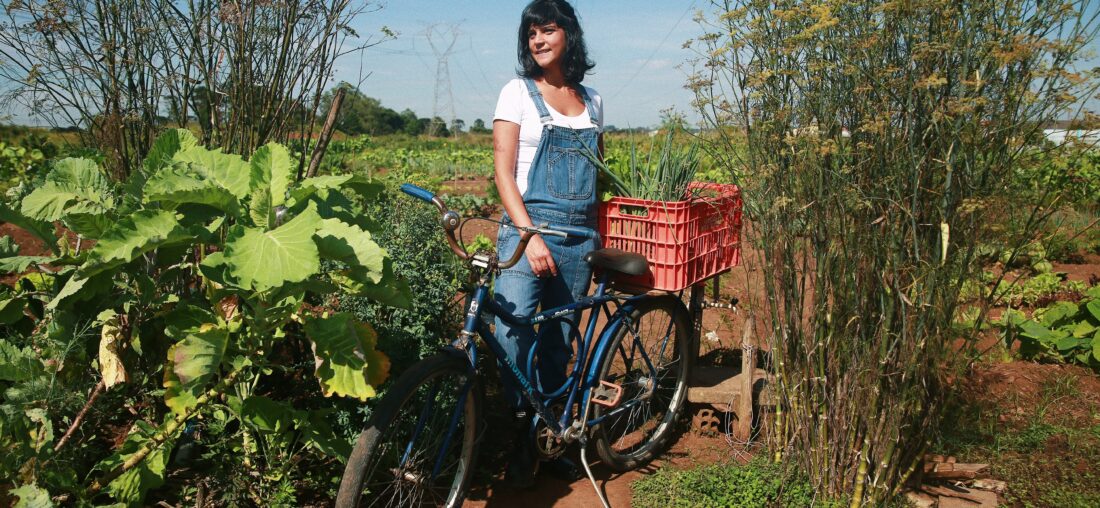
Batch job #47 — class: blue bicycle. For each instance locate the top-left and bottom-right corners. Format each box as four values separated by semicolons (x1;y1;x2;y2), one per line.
336;184;693;507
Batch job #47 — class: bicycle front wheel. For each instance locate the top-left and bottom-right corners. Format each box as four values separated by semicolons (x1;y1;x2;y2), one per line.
336;353;481;508
592;294;691;471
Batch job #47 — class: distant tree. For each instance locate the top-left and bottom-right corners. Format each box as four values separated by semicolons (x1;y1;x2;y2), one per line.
470;118;491;134
428;117;451;137
399;109;424;136
322;83;405;136
450;118;465;135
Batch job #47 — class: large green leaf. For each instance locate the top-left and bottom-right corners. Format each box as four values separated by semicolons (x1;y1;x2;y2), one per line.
144;129;199;174
45;273;114;311
164;324;227;414
0;256;52;273
250;142;294;208
288;174;353;205
0;203;58;255
315;218;387;283
297;409;352;459
222;206;322;290
304;313;389;400
0;297;27;324
20;158;114;221
143;166;241;216
11;484;54;508
1093;331;1100;362
81;210;193;276
1087;299;1100;323
98;419;176;504
241;395;295;434
174;146;255;199
332;258;413;309
0;339;39;381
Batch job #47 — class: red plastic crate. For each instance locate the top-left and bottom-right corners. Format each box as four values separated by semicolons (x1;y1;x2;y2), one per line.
597;182;743;291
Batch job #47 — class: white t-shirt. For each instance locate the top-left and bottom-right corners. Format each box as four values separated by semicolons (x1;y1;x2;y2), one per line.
493;78;604;196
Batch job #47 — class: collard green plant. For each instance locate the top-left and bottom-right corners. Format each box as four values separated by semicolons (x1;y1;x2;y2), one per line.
0;129;408;504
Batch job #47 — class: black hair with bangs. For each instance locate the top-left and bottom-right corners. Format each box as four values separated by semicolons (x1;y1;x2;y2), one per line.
517;0;595;84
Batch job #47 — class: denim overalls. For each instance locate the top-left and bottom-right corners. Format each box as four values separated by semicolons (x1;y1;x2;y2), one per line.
494;78;601;410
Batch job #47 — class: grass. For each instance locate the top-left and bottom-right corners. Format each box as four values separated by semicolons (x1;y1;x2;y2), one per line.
935;372;1100;507
632;457;816;508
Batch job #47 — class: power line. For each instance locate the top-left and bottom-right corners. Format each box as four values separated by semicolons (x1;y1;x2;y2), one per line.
424;23;460;136
609;0;697;101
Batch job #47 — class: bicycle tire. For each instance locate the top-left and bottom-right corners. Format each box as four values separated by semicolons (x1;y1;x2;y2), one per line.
336;353;481;508
591;294;691;471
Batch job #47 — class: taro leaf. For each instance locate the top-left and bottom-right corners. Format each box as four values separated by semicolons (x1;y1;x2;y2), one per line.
98;311;129;388
297;408;352;459
98;419;176;504
331;258;412;309
1018;320;1054;341
164;304;218;337
342;176;385;203
250;142;293;208
81;210;193;277
304;312;390;400
241;395;295;434
314;218;387;283
1071;320;1097;338
248;188;273;230
11;483;54;508
144;129;199;174
1093;331;1100;362
288;174;353;204
0;339;39;381
222;206;322;291
0;297;27;325
173;146;255;199
20;158;113;221
1055;335;1082;352
0;202;59;255
46;273;114;311
143;166;241;216
1038;301;1078;327
1087;299;1100;322
197;251;236;286
162;345;196;415
164;324;227;415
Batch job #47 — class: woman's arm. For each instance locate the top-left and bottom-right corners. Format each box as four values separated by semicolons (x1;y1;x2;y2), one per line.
493;120;558;277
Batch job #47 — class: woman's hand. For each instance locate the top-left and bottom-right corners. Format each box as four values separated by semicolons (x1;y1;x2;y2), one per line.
525;234;558;277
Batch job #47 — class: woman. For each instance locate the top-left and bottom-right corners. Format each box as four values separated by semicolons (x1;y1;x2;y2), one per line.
491;0;603;488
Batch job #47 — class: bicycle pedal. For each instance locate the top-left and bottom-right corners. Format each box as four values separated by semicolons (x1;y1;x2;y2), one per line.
591;381;623;408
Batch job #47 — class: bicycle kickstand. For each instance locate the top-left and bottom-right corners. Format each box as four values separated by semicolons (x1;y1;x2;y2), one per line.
578;398;612;508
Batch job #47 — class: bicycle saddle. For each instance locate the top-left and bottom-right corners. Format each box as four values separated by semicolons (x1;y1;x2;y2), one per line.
583;248;649;276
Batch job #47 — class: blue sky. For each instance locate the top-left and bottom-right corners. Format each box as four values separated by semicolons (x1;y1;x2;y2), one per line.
335;0;704;129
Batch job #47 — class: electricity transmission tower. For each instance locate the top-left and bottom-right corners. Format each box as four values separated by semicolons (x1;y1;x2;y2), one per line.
425;24;459;137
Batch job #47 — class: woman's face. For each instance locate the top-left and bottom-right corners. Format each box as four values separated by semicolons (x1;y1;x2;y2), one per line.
528;22;566;71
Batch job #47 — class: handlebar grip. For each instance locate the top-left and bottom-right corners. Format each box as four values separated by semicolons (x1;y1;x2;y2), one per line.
552;224;600;241
400;183;435;203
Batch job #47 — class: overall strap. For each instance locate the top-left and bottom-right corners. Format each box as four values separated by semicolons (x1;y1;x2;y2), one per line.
522;78;554;126
576;86;601;132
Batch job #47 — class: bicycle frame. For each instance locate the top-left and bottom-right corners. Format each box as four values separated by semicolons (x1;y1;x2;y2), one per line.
451;269;666;439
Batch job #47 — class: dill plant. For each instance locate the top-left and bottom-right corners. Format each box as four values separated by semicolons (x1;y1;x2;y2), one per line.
690;0;1099;505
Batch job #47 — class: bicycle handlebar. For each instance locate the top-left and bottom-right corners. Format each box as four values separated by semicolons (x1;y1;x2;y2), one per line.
400;182;599;270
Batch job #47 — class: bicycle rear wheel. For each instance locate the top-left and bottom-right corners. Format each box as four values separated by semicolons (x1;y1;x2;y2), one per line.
336;353;481;508
591;294;691;471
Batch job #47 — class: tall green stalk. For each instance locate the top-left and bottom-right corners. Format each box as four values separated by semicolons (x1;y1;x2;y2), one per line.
692;0;1099;504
